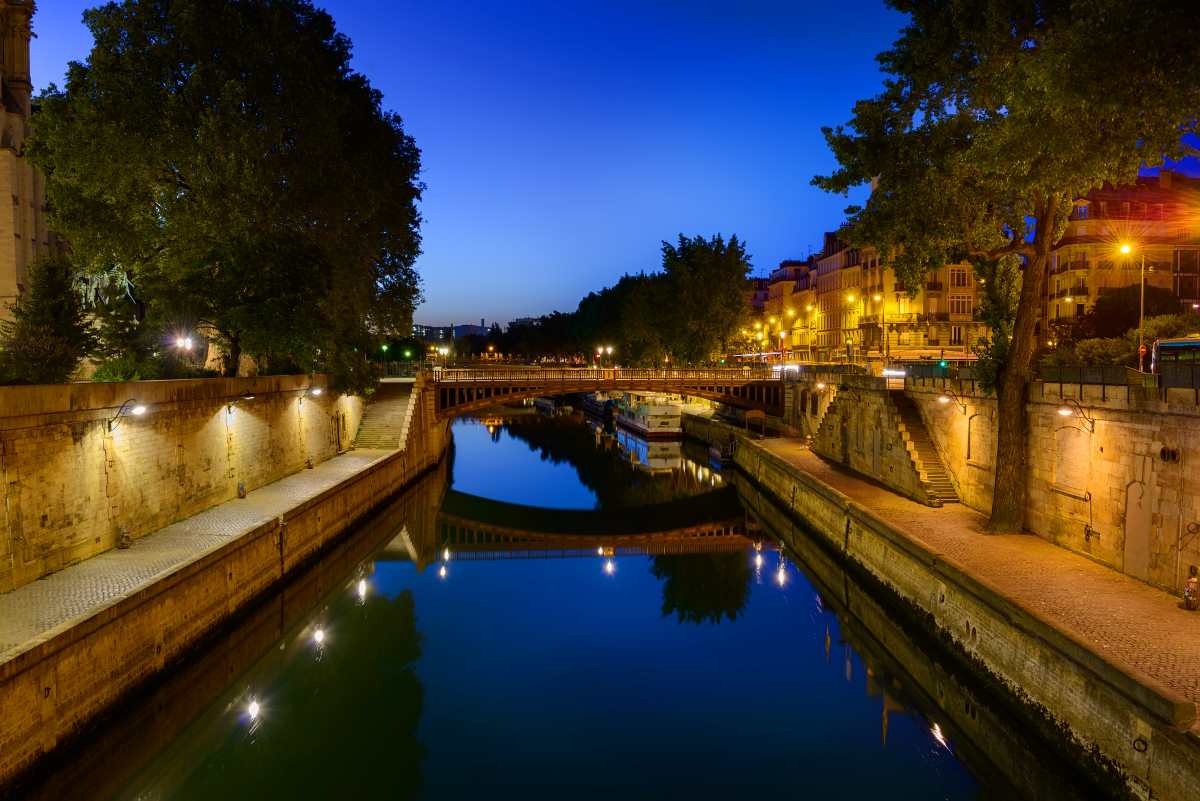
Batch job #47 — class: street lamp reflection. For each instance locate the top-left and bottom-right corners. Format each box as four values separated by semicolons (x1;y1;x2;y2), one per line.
603;559;616;576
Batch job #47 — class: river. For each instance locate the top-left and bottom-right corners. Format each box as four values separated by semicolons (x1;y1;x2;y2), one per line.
12;409;1102;800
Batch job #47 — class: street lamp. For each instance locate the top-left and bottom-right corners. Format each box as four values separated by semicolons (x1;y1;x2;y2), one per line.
1120;242;1148;372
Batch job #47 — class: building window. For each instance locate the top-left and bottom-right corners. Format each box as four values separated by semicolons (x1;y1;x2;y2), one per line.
950;295;972;316
950;268;969;287
951;326;963;345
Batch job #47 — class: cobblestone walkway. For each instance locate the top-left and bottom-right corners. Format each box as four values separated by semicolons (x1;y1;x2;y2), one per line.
758;438;1200;710
0;449;395;665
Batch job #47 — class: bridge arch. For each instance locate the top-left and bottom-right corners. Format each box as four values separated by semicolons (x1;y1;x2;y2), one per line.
431;368;784;419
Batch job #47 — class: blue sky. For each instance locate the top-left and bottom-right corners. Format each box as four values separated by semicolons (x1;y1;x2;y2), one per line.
34;1;905;325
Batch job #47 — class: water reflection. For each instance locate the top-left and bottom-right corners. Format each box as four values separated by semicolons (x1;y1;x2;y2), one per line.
9;412;1105;801
650;552;751;624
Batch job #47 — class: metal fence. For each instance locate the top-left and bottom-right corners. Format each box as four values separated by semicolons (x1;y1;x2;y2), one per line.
431;367;779;383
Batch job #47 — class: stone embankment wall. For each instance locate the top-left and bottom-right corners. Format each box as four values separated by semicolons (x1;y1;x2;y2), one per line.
782;373;1200;595
15;463;448;801
683;415;1199;801
0;376;448;788
808;375;931;505
0;375;364;593
906;377;1200;596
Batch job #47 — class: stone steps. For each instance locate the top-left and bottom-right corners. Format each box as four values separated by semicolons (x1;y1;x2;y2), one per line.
354;384;413;450
889;391;959;504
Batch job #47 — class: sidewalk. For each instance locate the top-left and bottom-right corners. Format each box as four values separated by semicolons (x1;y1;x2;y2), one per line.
758;438;1200;710
0;448;394;665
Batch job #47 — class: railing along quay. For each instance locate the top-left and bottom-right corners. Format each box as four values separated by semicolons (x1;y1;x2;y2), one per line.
430;367;779;383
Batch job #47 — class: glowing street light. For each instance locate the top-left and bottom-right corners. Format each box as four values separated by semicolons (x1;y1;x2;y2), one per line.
312;627;326;645
247;699;261;721
1120;241;1148;371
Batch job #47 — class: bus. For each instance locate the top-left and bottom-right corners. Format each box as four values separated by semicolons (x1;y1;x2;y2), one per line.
1150;335;1200;372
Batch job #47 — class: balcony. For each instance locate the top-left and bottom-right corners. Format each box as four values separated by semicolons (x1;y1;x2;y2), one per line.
925;281;944;292
885;312;920;325
920;312;950;322
1052;286;1089;299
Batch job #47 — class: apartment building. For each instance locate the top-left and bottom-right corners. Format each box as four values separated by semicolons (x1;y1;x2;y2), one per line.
759;232;987;364
1047;171;1200;336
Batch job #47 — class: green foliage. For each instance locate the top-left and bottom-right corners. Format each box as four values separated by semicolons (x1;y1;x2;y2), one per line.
495;234;751;365
1041;313;1200;367
970;256;1021;393
0;259;96;384
28;0;423;393
1072;285;1184;341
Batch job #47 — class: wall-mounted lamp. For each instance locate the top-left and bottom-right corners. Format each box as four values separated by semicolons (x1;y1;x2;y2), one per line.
310;387;323;397
108;399;147;432
815;382;827;391
937;389;968;414
1056;398;1095;432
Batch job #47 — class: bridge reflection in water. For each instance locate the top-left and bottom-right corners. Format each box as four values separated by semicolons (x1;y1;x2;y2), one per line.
381;485;757;568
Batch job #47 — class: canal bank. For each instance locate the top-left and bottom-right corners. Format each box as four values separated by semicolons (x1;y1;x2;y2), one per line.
683;413;1200;801
0;379;449;790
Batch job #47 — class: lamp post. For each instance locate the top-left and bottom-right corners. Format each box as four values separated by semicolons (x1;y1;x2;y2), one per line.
1120;242;1147;372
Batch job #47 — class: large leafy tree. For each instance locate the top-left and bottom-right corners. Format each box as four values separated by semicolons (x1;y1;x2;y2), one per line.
815;0;1200;531
660;234;752;364
29;0;423;391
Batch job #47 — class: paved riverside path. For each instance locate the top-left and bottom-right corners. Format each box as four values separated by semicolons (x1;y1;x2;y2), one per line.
757;438;1200;714
0;448;395;664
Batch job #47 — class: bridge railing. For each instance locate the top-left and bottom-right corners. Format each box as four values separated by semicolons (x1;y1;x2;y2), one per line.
430;367;779;383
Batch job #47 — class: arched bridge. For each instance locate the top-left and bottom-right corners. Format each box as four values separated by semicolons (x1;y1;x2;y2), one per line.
430;367;784;418
433;486;756;559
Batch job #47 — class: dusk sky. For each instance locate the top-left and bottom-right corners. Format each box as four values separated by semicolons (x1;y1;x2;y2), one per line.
34;3;927;325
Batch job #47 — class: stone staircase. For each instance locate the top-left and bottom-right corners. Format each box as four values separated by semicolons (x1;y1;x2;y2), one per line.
888;391;959;504
354;382;414;449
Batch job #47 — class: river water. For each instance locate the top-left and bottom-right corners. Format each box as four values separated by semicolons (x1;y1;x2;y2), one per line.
15;410;1100;801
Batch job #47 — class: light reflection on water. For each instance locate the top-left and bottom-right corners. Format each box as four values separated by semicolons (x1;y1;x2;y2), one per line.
19;411;1097;801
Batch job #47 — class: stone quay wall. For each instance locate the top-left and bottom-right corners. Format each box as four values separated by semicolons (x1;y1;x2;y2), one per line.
0;376;449;788
0;375;364;593
779;372;1200;596
682;415;1200;801
905;377;1200;596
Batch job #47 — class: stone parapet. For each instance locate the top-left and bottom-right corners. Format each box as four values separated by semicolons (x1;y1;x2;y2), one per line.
0;375;363;592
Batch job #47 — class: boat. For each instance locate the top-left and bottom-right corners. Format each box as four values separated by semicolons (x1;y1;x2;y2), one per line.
615;398;682;440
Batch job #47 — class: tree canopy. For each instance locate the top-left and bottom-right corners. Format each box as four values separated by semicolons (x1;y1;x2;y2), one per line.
29;0;423;391
0;259;96;384
492;234;751;365
814;0;1200;531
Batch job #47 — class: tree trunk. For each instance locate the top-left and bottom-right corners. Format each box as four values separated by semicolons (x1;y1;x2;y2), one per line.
987;201;1059;533
223;336;241;378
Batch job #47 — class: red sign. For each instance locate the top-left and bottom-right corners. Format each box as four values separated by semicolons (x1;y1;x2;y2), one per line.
1138;343;1148;356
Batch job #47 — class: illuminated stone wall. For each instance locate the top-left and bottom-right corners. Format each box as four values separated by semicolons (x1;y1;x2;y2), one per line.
907;377;1200;594
0;376;364;592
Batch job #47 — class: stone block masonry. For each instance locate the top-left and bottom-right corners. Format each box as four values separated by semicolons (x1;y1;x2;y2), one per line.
0;375;364;593
906;376;1200;596
0;375;449;787
682;413;1200;801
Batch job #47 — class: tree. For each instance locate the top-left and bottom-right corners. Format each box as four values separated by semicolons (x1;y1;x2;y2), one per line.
0;259;96;384
29;0;423;392
1075;284;1183;340
815;0;1200;532
660;234;752;363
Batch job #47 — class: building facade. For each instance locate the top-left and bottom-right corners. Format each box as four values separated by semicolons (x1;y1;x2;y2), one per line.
1046;171;1200;340
0;1;52;321
755;232;988;365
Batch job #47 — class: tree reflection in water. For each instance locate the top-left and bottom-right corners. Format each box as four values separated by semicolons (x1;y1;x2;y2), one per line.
650;552;751;625
121;585;425;801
